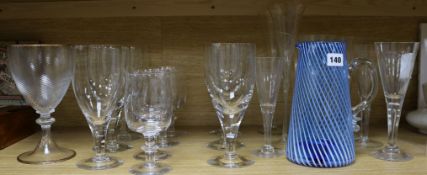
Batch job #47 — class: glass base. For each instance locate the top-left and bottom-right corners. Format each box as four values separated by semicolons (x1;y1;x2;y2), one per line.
370;146;412;162
129;162;171;175
355;139;383;150
158;140;179;148
253;147;284;158
17;146;76;164
134;150;170;161
207;139;244;151
106;143;133;153
77;156;123;170
208;154;254;168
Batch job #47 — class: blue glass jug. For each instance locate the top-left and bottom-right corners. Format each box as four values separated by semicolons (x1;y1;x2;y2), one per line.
286;41;377;167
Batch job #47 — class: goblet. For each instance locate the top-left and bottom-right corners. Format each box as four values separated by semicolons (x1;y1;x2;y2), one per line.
254;57;284;158
371;42;419;161
205;43;256;168
70;45;123;170
8;44;76;164
125;68;173;175
106;46;133;153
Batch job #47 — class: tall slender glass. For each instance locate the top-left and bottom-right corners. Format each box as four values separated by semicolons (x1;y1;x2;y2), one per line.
8;44;76;164
125;68;173;175
266;0;304;143
205;43;256;168
106;46;133;152
371;42;419;161
254;57;284;158
71;45;123;170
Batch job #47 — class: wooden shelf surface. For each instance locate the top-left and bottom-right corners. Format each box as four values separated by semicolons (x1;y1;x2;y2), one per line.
1;126;427;174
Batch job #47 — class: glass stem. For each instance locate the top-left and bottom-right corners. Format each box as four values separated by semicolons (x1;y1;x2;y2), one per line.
159;131;168;146
106;107;122;150
223;114;239;159
261;109;274;151
386;101;401;149
360;106;371;143
36;112;56;148
93;125;108;160
143;135;157;167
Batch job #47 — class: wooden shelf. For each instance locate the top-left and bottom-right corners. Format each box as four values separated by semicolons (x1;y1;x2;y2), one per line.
1;126;427;174
0;0;426;19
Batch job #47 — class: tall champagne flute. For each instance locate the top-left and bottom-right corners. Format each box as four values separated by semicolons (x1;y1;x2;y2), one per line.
371;42;419;161
8;44;76;164
206;43;256;168
254;57;284;158
125;68;173;175
106;46;133;152
70;45;123;170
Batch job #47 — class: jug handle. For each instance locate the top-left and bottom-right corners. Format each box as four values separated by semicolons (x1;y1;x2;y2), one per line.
348;58;378;132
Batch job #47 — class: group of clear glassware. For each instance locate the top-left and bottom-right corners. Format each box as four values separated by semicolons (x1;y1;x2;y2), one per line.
3;0;424;174
7;45;188;174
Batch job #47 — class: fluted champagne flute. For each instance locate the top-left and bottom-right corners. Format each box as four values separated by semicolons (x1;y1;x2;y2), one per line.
8;44;76;164
125;68;173;175
371;42;419;161
205;43;256;168
254;57;284;158
71;45;123;170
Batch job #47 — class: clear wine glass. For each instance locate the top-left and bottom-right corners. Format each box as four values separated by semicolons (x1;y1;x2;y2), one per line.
106;45;133;153
8;44;76;164
70;45;123;170
205;43;256;168
125;68;173;175
371;42;419;161
254;57;284;158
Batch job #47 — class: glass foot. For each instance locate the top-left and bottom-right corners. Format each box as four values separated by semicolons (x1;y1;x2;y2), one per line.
208;154;254;168
207;139;244;151
158;140;179;148
355;139;383;150
253;147;283;158
129;162;171;175
17;146;76;164
106;143;133;153
134;150;170;161
370;146;412;162
77;156;123;170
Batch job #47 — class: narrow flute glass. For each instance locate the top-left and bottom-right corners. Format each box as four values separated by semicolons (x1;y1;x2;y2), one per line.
106;46;133;153
254;57;284;158
71;45;123;170
8;44;76;164
206;43;256;168
125;68;173;175
371;42;419;161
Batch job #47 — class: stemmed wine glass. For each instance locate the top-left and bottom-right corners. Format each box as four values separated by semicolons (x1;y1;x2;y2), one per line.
205;43;256;168
70;45;123;170
254;57;284;158
106;46;133;152
371;42;419;161
125;68;173;175
8;44;76;164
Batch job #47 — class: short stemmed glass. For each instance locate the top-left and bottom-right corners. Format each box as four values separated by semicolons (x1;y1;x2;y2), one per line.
71;45;123;170
106;46;133;153
254;57;284;158
371;42;419;161
206;43;256;168
125;68;173;175
8;44;76;164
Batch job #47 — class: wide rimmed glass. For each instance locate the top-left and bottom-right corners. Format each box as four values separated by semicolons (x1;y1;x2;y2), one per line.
8;44;76;164
205;43;256;168
125;68;173;175
371;42;419;161
70;45;123;170
254;57;284;158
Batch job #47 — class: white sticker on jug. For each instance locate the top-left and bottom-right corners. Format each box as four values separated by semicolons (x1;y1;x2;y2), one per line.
326;53;344;66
